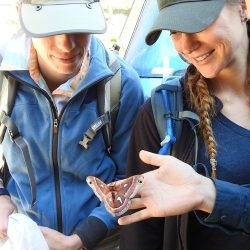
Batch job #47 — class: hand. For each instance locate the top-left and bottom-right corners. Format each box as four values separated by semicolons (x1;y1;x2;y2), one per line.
0;195;17;238
118;150;216;225
39;226;84;250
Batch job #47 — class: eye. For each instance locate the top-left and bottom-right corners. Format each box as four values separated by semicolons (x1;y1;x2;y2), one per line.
169;30;177;36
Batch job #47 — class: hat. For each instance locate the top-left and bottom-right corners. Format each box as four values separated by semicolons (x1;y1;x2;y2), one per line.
18;0;107;38
146;0;227;45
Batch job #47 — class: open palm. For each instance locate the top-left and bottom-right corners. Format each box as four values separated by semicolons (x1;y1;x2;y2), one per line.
119;150;214;225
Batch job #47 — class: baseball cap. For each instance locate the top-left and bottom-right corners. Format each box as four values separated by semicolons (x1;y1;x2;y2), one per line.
18;0;107;38
146;0;227;45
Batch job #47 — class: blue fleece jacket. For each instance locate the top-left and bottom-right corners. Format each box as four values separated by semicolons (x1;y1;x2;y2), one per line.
0;34;145;249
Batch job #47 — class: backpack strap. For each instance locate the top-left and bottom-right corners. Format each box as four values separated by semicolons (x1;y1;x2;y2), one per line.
0;72;14;182
0;73;18;143
151;77;200;160
79;49;121;151
0;72;37;208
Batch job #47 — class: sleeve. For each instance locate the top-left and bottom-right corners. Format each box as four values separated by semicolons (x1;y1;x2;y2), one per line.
75;216;108;250
120;99;166;250
74;58;145;250
107;57;146;180
195;178;250;235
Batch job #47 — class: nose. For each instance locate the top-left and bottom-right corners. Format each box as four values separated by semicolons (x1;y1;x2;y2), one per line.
180;33;199;55
55;34;75;52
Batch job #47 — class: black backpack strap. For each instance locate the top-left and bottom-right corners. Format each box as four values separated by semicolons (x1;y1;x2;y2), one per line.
79;49;121;151
151;77;200;159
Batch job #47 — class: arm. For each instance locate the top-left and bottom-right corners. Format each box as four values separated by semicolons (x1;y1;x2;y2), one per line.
119;151;250;235
196;178;250;235
108;58;145;180
119;150;216;226
0;181;18;239
120;100;166;250
74;58;145;250
39;227;84;250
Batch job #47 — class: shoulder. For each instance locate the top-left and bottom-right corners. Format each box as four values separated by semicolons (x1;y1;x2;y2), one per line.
141;97;154;115
135;98;157;130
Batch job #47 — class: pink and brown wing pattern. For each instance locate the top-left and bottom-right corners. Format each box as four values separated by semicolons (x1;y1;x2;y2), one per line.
86;176;110;201
86;175;144;217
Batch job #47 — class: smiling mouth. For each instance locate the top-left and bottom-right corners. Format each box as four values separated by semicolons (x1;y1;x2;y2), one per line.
53;55;78;64
195;52;211;62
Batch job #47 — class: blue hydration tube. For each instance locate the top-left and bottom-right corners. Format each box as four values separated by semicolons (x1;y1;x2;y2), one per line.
158;87;176;155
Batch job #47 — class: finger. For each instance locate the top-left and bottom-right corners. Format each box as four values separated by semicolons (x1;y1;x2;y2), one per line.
139;150;170;167
0;232;7;239
129;198;146;210
118;209;150;225
0;216;8;238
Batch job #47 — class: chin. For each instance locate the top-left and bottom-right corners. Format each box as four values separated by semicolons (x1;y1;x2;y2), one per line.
56;67;79;76
198;68;221;79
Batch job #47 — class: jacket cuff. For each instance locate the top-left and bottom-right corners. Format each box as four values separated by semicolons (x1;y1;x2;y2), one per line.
74;216;108;250
195;178;250;235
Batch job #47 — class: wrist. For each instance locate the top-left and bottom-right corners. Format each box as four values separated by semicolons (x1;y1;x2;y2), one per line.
197;175;216;213
67;234;86;250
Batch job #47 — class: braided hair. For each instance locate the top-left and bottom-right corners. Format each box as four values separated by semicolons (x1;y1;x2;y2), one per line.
185;2;250;177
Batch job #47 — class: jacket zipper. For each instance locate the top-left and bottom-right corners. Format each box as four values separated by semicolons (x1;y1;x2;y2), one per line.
54;119;58;134
5;72;65;231
6;71;111;233
52;118;62;232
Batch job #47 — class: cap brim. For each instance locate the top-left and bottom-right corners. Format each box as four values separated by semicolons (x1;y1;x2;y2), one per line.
146;0;227;45
19;2;107;38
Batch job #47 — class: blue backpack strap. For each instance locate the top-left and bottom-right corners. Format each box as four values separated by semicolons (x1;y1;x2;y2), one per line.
151;77;200;162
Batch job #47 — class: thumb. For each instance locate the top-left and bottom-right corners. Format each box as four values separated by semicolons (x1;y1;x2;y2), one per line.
139;150;171;167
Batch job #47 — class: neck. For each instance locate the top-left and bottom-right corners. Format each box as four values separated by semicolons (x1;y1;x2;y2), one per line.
38;59;80;93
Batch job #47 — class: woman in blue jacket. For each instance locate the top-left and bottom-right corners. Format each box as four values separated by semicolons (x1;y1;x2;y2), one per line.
0;1;144;249
120;0;250;249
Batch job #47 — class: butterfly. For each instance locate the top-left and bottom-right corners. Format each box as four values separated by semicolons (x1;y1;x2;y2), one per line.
86;175;145;217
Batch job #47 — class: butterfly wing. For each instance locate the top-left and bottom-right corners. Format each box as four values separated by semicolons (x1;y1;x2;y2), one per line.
115;175;145;199
86;175;145;217
86;176;110;201
105;175;145;216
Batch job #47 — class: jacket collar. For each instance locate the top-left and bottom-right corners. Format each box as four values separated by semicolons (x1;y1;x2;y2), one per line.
0;32;114;94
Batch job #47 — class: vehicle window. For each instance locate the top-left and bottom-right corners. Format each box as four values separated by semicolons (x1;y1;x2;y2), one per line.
118;0;188;97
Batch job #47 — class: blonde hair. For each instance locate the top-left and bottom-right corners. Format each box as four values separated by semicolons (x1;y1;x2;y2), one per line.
185;10;250;177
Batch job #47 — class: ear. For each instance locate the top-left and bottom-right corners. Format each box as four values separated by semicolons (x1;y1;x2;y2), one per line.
241;0;248;14
15;2;20;14
240;0;248;22
242;0;247;9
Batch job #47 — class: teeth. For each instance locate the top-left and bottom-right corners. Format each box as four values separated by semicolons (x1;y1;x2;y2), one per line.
196;53;210;61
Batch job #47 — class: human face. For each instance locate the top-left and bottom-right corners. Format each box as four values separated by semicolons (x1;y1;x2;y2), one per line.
170;2;248;79
32;33;91;83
